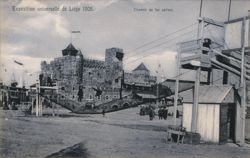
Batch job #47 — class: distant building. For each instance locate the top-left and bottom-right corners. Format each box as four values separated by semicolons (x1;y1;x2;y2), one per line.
124;63;156;91
0;84;28;108
162;79;208;94
40;43;157;105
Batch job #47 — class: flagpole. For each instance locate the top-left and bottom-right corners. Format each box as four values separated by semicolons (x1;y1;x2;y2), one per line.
71;31;72;43
71;30;81;44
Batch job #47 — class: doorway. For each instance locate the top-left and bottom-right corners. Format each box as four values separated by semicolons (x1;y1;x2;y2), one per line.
219;104;236;143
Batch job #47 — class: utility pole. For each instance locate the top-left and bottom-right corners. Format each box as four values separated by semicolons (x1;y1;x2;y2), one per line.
156;80;159;107
36;79;39;117
240;17;246;146
191;0;203;132
173;50;180;126
228;0;232;21
199;0;203;17
156;68;160;108
192;66;201;132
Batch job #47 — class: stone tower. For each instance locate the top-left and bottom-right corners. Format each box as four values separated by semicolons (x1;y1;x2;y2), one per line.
76;49;84;84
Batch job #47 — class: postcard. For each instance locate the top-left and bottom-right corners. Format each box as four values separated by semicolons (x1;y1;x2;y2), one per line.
0;0;250;158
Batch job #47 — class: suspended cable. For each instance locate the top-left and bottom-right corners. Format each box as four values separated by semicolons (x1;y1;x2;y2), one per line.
124;27;198;61
125;22;198;56
125;23;209;63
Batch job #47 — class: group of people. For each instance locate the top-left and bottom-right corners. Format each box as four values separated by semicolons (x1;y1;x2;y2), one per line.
139;103;181;121
158;108;168;120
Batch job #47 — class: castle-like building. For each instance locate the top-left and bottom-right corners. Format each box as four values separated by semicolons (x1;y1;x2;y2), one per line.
40;43;156;105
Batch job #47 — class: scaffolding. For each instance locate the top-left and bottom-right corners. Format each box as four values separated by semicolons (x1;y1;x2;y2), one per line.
174;16;250;145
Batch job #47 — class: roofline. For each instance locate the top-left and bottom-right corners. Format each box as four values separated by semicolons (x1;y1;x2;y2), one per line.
133;62;150;71
183;102;235;104
165;79;208;84
224;15;250;24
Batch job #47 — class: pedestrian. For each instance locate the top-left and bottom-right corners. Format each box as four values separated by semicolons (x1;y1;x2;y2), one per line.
77;86;83;102
149;108;154;121
176;109;180;118
163;108;168;120
102;108;105;117
158;108;162;120
3;95;9;110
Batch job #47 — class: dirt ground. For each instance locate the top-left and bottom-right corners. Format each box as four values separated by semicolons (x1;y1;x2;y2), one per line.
0;107;250;158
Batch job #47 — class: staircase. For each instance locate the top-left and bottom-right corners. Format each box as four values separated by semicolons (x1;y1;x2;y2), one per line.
179;38;250;109
211;48;250;108
40;92;84;113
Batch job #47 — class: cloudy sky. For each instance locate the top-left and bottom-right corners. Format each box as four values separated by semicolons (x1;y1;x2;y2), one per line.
0;0;249;86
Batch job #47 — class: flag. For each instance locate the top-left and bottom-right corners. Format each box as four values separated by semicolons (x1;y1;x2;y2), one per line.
14;60;24;66
71;31;81;33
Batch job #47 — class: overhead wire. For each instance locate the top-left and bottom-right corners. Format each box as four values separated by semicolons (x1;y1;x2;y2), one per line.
124;23;210;65
124;22;198;58
125;29;199;64
124;28;198;61
124;29;197;63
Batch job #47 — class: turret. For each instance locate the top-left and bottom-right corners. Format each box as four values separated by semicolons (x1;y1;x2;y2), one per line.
76;49;84;83
62;43;78;56
105;47;124;63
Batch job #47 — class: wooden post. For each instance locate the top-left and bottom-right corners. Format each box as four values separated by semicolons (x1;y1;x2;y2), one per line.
228;0;232;21
199;0;203;17
191;17;204;132
156;73;159;108
31;97;34;115
192;67;201;132
240;17;246;146
36;80;39;117
207;70;211;85
6;89;9;108
52;102;55;117
173;49;180;125
39;97;42;116
39;80;42;116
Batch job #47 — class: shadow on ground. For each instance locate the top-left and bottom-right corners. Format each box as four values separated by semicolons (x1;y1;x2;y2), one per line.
45;142;89;158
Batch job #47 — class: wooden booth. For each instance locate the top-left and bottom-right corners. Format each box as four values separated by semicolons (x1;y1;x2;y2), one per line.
181;85;241;143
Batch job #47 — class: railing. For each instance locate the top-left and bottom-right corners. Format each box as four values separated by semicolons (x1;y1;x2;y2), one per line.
40;92;83;113
178;39;224;54
40;92;144;114
18;102;32;112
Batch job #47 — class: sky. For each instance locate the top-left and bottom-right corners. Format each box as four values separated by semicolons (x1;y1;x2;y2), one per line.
0;0;249;86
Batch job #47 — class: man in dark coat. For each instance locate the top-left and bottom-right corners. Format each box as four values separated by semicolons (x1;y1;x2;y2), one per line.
77;86;83;102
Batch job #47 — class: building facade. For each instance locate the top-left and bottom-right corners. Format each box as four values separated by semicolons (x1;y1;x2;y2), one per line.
40;44;156;105
124;63;156;91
